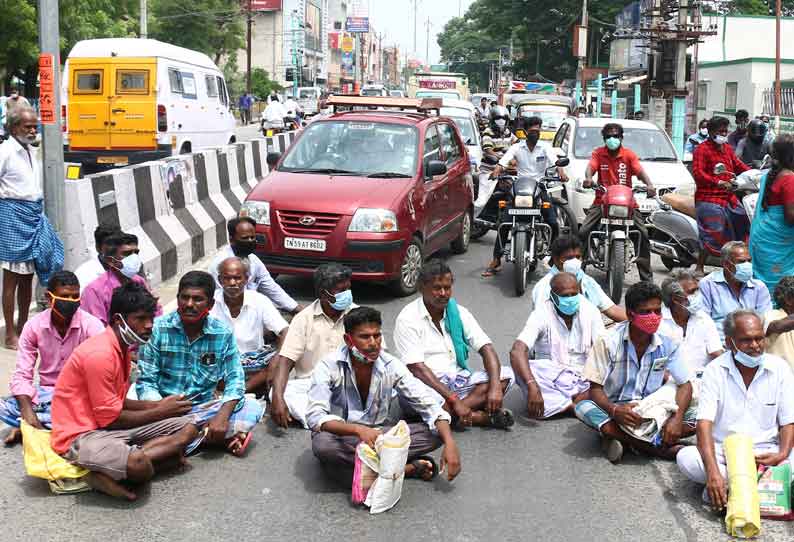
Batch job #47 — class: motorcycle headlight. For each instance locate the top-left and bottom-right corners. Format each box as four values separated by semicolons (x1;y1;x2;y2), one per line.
240;200;271;225
348;208;398;232
608;205;629;218
515;195;533;208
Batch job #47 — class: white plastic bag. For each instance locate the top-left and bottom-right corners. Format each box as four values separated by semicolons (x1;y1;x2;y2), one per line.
352;421;412;514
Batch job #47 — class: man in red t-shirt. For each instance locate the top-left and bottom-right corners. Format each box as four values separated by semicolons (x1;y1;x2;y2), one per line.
51;282;198;501
578;123;657;281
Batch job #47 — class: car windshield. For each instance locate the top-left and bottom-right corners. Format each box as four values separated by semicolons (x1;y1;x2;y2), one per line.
361;88;384;96
416;90;461;100
573;126;678;161
389;90;404;97
280;121;419;176
447;115;477;145
517;105;568;131
299;89;317;99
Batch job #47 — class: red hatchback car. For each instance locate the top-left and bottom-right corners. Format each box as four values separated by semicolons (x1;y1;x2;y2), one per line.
241;96;474;295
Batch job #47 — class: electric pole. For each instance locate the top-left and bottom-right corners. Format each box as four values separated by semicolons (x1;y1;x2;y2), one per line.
246;0;253;94
776;0;782;126
140;0;147;38
413;0;419;55
425;17;431;66
578;0;588;108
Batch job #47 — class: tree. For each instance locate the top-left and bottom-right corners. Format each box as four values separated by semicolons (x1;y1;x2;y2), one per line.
0;0;38;92
250;68;282;100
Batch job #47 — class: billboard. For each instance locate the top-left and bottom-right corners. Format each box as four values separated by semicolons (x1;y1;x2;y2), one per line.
249;0;282;10
345;17;369;33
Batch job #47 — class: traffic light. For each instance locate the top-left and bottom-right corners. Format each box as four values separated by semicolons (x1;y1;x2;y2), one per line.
285;68;295;81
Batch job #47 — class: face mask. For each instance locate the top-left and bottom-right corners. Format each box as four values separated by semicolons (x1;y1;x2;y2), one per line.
495;119;506;130
699;128;708;137
110;253;141;279
116;314;149;346
349;344;376;364
605;137;621;151
526;132;540;145
232;240;256;259
326;289;353;311
179;307;210;325
551;291;581;316
714;135;729;145
630;311;663;335
730;339;763;368
686;292;704;314
562;258;584;280
732;261;753;283
50;293;80;320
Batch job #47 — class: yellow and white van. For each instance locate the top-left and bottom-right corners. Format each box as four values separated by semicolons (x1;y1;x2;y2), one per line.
62;38;236;168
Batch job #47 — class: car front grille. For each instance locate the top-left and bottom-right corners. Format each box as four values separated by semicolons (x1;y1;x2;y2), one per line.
277;210;342;236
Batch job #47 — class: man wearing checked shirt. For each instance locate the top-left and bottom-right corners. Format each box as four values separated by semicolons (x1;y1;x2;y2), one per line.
575;281;695;463
137;271;264;457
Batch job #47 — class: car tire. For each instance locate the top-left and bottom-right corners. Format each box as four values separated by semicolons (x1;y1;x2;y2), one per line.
392;237;423;296
450;210;472;254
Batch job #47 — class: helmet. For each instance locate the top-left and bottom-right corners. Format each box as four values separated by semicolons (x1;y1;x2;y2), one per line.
489;105;510;132
748;119;767;141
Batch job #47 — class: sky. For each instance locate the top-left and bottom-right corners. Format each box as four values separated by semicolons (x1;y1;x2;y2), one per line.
367;0;476;65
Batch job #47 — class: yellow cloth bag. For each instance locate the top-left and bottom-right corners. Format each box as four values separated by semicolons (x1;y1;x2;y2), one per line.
724;433;762;538
20;421;89;481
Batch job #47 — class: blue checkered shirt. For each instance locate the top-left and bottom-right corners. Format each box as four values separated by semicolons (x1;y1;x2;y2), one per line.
137;312;244;405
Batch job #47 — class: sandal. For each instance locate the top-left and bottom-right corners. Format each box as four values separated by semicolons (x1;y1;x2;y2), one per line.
481;266;501;278
185;426;209;457
229;431;253;457
489;408;515;430
406;455;438;481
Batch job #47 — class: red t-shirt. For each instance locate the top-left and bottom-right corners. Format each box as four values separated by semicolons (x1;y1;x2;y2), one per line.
765;172;794;206
588;146;645;205
50;328;130;454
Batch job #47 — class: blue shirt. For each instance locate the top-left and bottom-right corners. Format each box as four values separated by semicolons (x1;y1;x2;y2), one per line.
306;345;451;432
582;321;691;403
685;132;708;154
136;312;244;406
699;269;772;342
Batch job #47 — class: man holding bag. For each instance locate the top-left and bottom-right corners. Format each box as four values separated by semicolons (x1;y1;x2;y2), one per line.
307;307;461;487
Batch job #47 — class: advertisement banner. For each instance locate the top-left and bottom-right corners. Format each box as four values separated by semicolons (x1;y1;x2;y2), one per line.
419;79;456;90
341;36;355;53
249;0;282;10
346;17;369;33
329;32;340;50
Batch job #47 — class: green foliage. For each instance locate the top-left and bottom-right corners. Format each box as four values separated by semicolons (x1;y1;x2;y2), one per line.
250;68;283;100
0;0;38;84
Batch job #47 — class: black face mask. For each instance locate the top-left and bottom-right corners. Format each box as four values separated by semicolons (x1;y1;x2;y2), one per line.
526;132;540;145
52;298;80;320
231;240;256;258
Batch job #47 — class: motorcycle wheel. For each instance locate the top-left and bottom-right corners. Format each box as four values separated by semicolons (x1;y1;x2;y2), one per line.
554;202;579;238
513;230;529;296
606;239;626;305
470;221;490;240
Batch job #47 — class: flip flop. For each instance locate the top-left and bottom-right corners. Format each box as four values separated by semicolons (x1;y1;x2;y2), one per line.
489;408;515;429
230;431;253;457
481;266;502;278
406;455;438;481
185;426;209;457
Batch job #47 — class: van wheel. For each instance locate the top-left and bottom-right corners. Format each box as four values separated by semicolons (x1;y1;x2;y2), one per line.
179;143;191;155
392;237;423;296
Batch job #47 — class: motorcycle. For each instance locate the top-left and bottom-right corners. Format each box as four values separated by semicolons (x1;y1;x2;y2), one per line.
494;157;570;295
645;162;763;270
261;116;286;137
284;111;301;132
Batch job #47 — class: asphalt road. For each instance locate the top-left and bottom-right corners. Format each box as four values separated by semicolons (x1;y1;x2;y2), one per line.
0;233;790;541
236;122;265;142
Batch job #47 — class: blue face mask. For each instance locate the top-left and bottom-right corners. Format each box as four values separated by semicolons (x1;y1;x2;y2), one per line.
551;292;581;316
732;261;754;283
605;137;621;151
731;339;763;368
686;292;704;314
326;289;353;311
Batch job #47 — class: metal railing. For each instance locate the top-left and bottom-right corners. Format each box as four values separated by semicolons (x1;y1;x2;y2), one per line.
762;87;794;117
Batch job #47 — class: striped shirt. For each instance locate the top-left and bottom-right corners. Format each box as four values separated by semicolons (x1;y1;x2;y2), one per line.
306;345;451;432
136;311;244;406
582;321;691;403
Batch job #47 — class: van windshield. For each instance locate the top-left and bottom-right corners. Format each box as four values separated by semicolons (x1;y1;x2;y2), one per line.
299;89;318;99
280;121;418;177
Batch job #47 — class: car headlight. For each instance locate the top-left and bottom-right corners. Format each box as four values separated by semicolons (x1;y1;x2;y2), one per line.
348;208;398;232
608;204;629;218
515;195;533;208
240;200;270;225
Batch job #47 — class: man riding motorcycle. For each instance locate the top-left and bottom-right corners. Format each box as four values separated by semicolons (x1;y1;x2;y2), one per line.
482;116;567;277
578;123;656;282
736;118;770;168
475;106;519;214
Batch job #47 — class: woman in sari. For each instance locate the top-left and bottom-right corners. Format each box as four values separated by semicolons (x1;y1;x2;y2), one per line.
749;134;794;294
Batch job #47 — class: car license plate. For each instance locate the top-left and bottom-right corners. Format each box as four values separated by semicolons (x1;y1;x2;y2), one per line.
284;237;326;252
508;208;541;216
97;156;128;165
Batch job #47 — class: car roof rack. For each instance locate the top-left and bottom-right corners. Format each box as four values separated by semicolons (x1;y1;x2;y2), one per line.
327;95;442;115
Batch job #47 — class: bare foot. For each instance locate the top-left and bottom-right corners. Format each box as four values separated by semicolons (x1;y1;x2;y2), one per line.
4;334;18;350
3;427;21;446
85;472;137;501
404;458;436;481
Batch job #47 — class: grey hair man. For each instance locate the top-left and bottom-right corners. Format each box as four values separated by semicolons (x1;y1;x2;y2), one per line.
677;309;794;509
269;263;355;429
697;240;771;342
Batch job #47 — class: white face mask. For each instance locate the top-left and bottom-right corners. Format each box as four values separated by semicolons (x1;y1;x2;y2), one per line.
495;119;506;130
699;128;708;137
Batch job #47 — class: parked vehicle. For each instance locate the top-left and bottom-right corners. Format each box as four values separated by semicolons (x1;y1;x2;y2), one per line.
240;96;474;296
62;38;235;169
297;87;322;117
440;99;482;176
361;84;389;97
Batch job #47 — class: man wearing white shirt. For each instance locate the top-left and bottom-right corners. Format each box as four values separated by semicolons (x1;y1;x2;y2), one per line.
660;271;723;376
677;310;794;508
73;225;120;294
394;260;515;429
510;272;605;419
283;96;301;123
263;95;287;124
209;257;289;396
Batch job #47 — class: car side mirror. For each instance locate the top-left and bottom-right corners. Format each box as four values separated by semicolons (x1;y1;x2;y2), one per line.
555;157;570;168
266;151;282;168
425;160;447;179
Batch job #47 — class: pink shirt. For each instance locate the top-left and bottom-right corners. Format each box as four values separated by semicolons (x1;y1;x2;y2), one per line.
81;270;161;326
10;309;105;403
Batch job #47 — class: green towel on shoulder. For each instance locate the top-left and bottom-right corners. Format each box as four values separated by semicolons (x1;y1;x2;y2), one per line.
444;298;470;371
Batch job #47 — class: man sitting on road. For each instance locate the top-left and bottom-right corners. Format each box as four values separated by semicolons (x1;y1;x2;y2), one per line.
269;264;356;429
137;271;263;457
764;276;794;369
660;271;723;377
394;260;515;429
575;281;695;463
307;307;461;487
50;282;198;501
82;232;161;326
699;241;771;343
510;272;604;419
209;217;302;316
532;236;627;323
74;224;121;294
677;310;794;509
578;122;656;282
209;257;288;397
1;271;104;445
